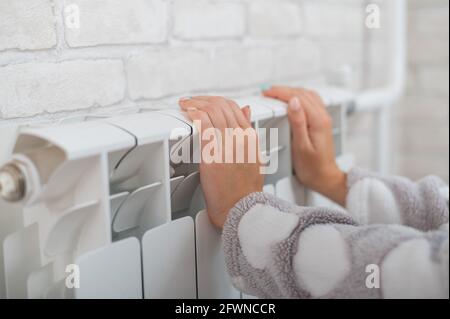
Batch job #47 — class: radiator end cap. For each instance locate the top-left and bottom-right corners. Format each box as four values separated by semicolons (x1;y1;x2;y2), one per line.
0;162;26;202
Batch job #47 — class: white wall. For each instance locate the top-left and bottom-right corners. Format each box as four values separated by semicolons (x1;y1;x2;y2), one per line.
0;0;448;181
0;0;366;119
394;0;449;182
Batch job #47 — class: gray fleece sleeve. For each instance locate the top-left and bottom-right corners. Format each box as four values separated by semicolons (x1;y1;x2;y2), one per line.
346;167;449;231
222;192;449;299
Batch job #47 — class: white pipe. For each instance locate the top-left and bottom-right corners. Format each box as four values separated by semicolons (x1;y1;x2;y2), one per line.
373;104;391;173
355;0;407;111
354;0;407;174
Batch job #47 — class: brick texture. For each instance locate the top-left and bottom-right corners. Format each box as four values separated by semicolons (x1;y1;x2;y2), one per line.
64;0;168;47
248;1;303;38
173;0;245;40
392;0;449;182
0;60;125;117
0;0;448;182
0;0;56;51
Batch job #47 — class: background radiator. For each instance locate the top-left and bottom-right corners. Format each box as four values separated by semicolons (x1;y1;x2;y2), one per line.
0;90;354;299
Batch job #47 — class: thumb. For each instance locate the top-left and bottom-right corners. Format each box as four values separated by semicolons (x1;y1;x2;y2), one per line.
288;97;312;150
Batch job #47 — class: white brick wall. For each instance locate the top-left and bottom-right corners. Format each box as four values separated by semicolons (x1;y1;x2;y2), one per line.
173;0;245;39
0;60;125;117
273;40;321;81
0;0;369;119
1;0;328;119
392;0;449;182
212;46;273;89
0;0;56;51
127;46;274;100
64;0;168;47
127;48;211;100
248;1;303;38
303;1;364;40
0;0;448;182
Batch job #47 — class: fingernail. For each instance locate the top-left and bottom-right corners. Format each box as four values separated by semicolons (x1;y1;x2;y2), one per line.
179;96;192;102
187;107;197;111
259;83;272;92
289;97;301;112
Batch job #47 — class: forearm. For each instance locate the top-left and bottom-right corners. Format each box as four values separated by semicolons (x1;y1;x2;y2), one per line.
345;167;449;230
222;192;449;299
308;166;449;231
222;192;356;298
308;169;348;207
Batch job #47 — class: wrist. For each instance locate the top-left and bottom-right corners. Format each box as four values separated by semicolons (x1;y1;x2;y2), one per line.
312;168;348;207
214;188;263;229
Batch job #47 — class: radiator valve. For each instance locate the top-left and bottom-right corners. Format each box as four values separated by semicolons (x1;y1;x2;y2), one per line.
0;162;26;202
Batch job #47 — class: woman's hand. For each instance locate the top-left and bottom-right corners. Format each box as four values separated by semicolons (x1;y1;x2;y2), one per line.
179;96;264;229
263;86;347;206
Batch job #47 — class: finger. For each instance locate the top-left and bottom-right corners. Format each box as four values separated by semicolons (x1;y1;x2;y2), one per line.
263;88;329;132
287;97;312;151
307;90;327;110
302;90;328;122
185;107;213;132
296;90;323;130
182;98;227;130
189;96;221;101
290;88;320;127
226;100;252;129
263;86;300;102
192;96;241;129
242;106;252;124
219;99;240;129
307;90;332;125
185;108;219;150
179;98;210;111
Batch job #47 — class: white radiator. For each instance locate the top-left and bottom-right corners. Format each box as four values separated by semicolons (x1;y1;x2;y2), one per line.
0;90;354;299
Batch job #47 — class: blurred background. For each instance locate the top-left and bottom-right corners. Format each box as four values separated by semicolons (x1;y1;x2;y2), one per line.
0;0;448;181
395;0;448;182
347;0;449;182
